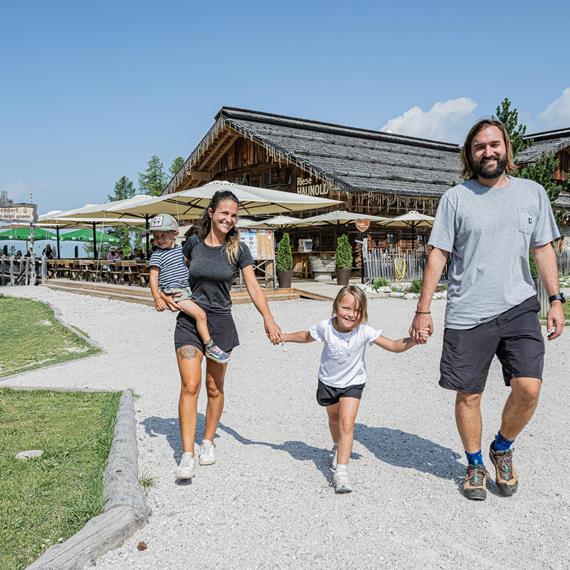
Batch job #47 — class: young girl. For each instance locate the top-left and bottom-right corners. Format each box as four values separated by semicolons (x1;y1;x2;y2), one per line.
283;285;421;494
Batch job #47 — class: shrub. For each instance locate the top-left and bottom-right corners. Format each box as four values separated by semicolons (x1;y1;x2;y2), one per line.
276;233;293;272
372;277;389;290
409;279;422;294
335;234;353;269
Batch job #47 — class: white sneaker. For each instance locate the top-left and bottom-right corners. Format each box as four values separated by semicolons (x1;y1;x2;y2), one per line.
199;439;216;465
333;467;353;494
175;452;195;480
330;444;338;471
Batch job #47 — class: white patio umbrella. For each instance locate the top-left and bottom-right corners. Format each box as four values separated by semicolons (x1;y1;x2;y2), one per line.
101;181;343;220
246;215;304;229
292;210;389;227
378;210;435;243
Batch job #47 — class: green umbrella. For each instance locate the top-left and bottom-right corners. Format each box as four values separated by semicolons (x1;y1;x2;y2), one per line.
0;227;56;240
61;229;120;244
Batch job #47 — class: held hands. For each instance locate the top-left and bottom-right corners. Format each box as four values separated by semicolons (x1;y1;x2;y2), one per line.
264;317;284;345
409;312;434;344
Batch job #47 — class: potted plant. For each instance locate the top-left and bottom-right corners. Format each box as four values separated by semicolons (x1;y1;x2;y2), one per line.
335;234;353;285
276;233;294;288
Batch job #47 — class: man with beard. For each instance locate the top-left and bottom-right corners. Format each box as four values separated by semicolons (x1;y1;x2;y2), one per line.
409;119;565;501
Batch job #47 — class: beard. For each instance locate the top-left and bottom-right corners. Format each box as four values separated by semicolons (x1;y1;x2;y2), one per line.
475;155;507;179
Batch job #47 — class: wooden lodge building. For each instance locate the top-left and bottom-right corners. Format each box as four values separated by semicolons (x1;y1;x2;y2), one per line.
163;107;570;253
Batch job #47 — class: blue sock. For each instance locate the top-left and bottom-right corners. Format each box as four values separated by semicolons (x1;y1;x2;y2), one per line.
465;450;484;466
492;432;514;452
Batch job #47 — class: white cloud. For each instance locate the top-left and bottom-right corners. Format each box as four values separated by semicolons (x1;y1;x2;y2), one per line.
381;97;478;143
535;88;570;131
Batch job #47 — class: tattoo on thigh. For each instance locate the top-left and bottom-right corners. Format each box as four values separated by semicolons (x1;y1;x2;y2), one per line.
177;345;200;360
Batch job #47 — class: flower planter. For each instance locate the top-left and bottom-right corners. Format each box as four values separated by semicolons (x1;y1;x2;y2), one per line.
336;268;351;286
309;255;336;282
277;270;293;289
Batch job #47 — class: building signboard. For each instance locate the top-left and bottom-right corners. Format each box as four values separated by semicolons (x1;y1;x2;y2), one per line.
0;203;38;223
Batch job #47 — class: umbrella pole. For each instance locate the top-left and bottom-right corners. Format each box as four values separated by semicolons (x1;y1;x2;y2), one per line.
92;222;98;259
145;215;150;255
56;227;61;259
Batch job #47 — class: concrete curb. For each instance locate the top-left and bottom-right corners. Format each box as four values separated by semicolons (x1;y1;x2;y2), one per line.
27;390;150;570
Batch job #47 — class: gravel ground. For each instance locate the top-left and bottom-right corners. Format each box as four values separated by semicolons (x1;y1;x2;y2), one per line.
3;286;570;570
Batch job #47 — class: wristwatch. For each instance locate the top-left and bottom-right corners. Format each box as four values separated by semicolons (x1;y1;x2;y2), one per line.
548;293;566;304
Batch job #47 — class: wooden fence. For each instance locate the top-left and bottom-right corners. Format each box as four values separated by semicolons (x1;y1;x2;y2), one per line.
364;250;428;282
0;255;45;286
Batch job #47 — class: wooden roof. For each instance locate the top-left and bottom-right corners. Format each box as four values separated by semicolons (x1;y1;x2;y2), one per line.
518;128;570;164
164;107;462;197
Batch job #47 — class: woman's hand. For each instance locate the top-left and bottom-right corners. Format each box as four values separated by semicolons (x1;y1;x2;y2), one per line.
264;317;284;345
154;297;168;311
161;291;182;312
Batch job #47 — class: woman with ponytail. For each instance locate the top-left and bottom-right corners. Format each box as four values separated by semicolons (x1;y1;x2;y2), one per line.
163;190;284;481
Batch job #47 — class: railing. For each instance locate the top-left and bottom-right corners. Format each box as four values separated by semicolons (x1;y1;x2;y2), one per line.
558;250;570;276
0;255;45;286
364;250;428;283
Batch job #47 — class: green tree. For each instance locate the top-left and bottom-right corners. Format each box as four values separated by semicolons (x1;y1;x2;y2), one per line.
495;98;569;221
335;234;353;269
276;233;293;272
105;176;137;252
169;156;185;179
139;155;167;196
494;98;531;158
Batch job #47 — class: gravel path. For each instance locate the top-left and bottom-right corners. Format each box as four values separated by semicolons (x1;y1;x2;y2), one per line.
3;287;570;569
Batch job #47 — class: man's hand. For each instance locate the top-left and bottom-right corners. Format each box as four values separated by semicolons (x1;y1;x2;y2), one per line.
546;302;565;340
409;313;434;344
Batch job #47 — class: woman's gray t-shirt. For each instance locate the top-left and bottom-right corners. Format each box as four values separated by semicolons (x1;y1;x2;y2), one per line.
182;234;254;314
428;176;560;330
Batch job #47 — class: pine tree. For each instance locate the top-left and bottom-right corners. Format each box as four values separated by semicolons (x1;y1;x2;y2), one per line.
169;156;185;179
106;176;137;252
139;155;167;196
494;98;531;158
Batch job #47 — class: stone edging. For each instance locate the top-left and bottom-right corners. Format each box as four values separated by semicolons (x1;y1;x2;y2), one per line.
27;390;150;569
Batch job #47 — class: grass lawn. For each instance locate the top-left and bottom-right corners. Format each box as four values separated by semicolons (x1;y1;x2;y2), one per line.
0;389;121;569
0;295;99;378
565;302;570;320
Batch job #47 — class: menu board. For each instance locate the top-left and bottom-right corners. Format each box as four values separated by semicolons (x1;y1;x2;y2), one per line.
239;229;275;260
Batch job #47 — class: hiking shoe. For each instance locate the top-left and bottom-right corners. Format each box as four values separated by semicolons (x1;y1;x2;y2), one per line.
489;445;519;496
175;452;196;480
330;444;338;471
199;439;216;465
205;343;231;364
463;463;489;501
333;469;353;494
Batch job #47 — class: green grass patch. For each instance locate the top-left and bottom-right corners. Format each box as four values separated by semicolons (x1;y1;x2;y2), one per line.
0;389;121;569
0;297;99;378
564;303;570;320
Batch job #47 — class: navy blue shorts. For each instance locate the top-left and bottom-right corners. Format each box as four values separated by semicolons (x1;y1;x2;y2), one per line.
439;296;544;393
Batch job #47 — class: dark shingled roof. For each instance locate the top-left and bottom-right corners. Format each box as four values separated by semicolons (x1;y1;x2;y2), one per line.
218;108;462;198
518;128;570;164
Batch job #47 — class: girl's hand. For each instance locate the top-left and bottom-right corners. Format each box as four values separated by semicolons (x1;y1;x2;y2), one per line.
154;298;168;311
409;313;433;344
264;318;284;345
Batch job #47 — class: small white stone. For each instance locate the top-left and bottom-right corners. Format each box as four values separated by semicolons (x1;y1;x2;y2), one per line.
16;449;44;460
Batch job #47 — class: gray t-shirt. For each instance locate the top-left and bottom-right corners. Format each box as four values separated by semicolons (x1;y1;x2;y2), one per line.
428;176;560;329
182;235;254;314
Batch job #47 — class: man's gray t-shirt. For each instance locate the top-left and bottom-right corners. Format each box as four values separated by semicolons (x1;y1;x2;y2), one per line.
182;235;254;314
428;176;560;330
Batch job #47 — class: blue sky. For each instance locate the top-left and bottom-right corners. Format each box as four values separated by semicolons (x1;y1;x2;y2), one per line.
1;0;569;215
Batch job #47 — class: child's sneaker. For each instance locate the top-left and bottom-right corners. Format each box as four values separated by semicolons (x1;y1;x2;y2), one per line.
333;467;352;494
175;452;196;480
199;439;216;465
330;444;338;471
205;342;230;364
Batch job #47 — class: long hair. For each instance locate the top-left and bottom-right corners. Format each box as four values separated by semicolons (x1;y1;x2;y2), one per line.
332;285;368;325
461;119;517;179
197;190;241;265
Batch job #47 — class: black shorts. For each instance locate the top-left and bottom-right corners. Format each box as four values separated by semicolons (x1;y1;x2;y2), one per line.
439;296;544;393
174;311;240;354
316;380;365;407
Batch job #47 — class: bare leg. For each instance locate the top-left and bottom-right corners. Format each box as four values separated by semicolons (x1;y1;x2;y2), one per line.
176;345;203;453
499;377;541;441
203;360;228;442
326;403;340;445
336;397;361;465
178;299;211;345
455;391;483;453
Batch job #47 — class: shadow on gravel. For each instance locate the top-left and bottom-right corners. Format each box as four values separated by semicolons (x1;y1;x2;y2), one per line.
218;423;361;485
142;414;209;461
354;424;464;482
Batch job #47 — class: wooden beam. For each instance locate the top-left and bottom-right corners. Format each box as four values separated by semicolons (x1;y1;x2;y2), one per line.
199;133;239;170
189;171;212;181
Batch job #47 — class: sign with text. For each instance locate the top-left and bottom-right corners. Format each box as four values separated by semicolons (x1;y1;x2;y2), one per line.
0;203;38;223
355;219;371;233
296;177;329;197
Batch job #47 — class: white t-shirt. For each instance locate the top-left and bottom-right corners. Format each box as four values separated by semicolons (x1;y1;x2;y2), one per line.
309;318;382;388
